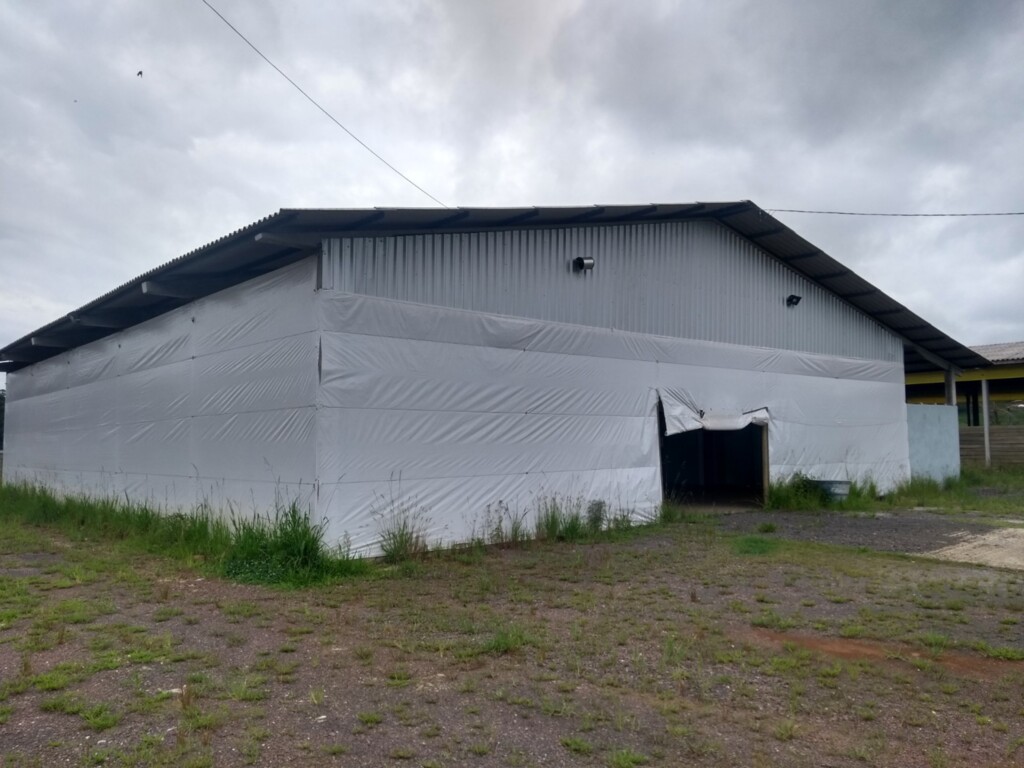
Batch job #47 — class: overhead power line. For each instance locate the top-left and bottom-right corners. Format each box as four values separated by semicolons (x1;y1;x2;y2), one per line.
199;0;448;208
767;208;1024;217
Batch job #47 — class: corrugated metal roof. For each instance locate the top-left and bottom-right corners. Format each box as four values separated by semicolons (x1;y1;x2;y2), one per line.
0;201;989;373
971;341;1024;365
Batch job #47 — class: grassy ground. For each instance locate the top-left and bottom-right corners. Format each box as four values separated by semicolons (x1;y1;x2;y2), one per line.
882;466;1024;516
0;478;1023;767
768;466;1024;517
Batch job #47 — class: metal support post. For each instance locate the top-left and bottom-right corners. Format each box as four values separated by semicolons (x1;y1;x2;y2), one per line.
944;368;957;407
981;378;991;468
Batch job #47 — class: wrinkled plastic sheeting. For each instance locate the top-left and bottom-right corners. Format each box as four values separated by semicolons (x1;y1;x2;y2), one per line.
5;260;912;559
3;260;319;513
315;293;911;554
315;321;664;553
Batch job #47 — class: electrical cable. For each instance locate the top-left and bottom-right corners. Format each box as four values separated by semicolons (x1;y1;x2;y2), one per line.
767;208;1024;217
199;0;448;208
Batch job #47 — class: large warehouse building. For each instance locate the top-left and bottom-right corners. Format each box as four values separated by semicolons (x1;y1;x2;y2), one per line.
0;202;986;553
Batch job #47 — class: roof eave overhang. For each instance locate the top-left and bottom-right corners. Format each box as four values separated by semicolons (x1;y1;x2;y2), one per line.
0;202;988;374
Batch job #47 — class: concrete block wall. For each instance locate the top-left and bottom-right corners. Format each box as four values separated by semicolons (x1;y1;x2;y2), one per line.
907;404;960;481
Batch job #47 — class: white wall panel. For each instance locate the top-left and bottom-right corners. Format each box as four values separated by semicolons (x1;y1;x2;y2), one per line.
191;408;316;482
316;408;654;483
192;336;316;416
194;264;319;355
116;325;193;375
318;333;655;416
315;293;910;555
118;419;192;476
4;258;319;509
116;362;192;425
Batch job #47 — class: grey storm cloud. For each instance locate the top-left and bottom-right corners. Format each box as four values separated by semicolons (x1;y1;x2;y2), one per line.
1;0;1022;381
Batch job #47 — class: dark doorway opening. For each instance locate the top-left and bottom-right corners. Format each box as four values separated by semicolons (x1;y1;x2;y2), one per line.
657;401;766;506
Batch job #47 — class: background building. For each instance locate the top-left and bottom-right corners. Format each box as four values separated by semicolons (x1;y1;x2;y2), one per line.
907;340;1024;466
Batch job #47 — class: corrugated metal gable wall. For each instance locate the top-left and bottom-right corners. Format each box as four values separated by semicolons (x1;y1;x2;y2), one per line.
324;220;901;363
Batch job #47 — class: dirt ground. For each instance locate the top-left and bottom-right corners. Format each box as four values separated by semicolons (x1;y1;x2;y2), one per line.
930;529;1024;571
718;509;996;554
1;509;1023;768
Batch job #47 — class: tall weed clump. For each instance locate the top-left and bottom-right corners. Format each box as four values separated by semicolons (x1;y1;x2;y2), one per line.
765;474;830;511
658;502;686;524
222;503;358;585
481;501;530;548
838;480;880;510
533;495;586;543
372;486;430;564
0;483;231;560
585;500;607;534
0;484;366;585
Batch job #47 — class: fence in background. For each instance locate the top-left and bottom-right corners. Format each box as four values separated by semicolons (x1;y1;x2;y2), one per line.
960;427;1024;466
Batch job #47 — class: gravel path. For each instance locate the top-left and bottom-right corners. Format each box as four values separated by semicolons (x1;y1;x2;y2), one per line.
715;509;1001;554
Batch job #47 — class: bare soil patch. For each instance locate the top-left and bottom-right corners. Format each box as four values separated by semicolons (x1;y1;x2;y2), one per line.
929;528;1024;571
746;628;1021;683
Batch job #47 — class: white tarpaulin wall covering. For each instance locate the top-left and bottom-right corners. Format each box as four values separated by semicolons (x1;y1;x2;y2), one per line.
315;291;911;554
5;258;912;557
3;260;320;515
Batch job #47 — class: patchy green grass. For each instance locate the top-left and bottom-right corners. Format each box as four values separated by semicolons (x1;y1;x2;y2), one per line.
608;748;648;767
733;535;782;556
562;736;595;755
478;622;539;656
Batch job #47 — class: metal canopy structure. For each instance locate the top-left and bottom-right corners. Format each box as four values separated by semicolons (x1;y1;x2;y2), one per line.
0;201;989;373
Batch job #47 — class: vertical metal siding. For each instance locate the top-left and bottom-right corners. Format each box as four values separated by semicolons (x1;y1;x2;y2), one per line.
327;221;901;363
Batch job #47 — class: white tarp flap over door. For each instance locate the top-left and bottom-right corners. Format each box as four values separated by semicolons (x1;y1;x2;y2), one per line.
658;387;769;433
658;387;703;433
702;408;769;431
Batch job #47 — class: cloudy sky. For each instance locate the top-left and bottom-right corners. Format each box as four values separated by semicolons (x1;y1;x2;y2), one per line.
2;0;1022;384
